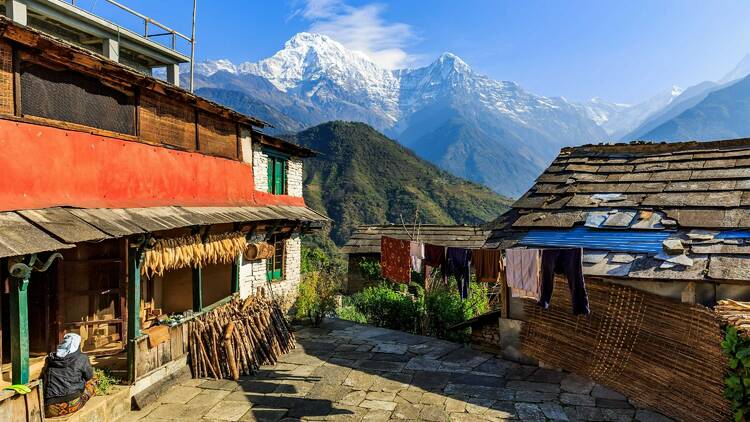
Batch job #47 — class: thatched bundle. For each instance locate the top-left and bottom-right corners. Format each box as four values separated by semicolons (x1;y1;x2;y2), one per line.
716;299;750;335
188;294;295;380
142;232;247;277
520;278;729;422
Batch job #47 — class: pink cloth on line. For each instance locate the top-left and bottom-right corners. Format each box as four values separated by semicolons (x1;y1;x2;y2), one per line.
506;248;541;300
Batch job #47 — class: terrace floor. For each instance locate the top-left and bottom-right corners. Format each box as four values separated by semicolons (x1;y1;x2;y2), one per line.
122;319;672;421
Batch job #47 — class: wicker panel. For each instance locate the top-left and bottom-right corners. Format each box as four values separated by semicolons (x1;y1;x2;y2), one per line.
198;112;238;159
0;41;13;115
139;90;196;150
520;279;729;422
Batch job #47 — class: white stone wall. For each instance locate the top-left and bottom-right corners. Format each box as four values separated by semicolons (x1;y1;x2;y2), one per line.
251;143;304;197
240;127;253;165
238;233;302;313
287;159;304;197
252;143;269;193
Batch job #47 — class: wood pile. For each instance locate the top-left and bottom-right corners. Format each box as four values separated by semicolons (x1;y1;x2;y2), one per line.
143;232;247;277
520;277;729;422
188;295;295;380
716;299;750;335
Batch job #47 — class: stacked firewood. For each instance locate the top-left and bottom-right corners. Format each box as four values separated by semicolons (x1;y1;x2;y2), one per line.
188;295;295;380
716;299;750;335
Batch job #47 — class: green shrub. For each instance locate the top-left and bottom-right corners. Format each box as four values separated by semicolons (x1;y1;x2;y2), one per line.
722;325;750;421
424;286;466;341
350;284;422;332
296;263;343;326
93;368;119;395
336;305;368;324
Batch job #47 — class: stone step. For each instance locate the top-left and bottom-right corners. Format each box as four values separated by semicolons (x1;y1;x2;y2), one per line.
51;385;130;422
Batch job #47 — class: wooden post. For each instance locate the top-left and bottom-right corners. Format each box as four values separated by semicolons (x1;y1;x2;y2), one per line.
192;266;203;312
9;273;30;384
127;246;142;384
231;255;240;295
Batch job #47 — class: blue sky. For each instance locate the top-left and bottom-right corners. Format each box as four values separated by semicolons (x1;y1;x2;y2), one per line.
76;0;750;104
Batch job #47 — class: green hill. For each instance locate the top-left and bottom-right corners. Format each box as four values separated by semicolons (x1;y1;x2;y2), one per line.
290;121;513;245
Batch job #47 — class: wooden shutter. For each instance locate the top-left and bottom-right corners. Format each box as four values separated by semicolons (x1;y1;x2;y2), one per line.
274;159;284;195
267;157;274;193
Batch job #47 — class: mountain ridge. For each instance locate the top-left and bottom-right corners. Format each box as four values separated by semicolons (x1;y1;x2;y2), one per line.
288;121;513;245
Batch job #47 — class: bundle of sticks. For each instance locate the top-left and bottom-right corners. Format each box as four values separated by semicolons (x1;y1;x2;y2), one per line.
715;299;750;335
142;232;247;277
188;294;295;380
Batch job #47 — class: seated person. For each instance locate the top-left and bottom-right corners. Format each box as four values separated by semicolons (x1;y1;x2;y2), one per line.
42;333;96;418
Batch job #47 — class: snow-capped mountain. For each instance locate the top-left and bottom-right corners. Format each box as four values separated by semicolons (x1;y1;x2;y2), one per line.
579;86;683;139
188;33;607;196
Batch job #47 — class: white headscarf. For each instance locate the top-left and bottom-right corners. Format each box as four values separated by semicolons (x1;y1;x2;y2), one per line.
56;333;81;358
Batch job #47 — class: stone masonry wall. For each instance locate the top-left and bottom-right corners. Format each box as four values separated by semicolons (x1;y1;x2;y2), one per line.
470;319;502;354
252;143;268;193
238;233;301;313
287;159;303;197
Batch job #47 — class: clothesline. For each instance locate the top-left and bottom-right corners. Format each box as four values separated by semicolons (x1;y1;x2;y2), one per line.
379;236;590;315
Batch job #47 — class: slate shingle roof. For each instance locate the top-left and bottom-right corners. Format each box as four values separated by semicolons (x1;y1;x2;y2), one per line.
342;225;489;254
485;138;750;282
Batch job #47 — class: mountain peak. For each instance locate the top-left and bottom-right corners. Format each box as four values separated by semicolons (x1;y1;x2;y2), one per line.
285;32;339;50
719;52;750;84
435;52;471;72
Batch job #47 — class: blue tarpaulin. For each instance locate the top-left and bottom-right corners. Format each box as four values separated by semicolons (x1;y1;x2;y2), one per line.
519;227;672;253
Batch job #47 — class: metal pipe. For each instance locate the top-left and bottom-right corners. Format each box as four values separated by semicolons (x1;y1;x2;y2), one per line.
105;0;192;42
189;0;197;92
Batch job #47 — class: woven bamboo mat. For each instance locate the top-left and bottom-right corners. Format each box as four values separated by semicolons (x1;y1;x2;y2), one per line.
520;278;729;422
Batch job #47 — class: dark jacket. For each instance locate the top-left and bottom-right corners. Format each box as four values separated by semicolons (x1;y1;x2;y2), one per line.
43;350;93;404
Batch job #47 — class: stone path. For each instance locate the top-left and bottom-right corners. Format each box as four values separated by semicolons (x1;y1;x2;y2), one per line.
123;319;672;421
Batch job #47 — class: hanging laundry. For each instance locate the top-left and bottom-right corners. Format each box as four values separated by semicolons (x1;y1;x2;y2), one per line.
444;247;471;299
409;242;425;273
506;248;541;299
538;248;589;315
380;236;411;284
424;243;445;267
472;249;504;282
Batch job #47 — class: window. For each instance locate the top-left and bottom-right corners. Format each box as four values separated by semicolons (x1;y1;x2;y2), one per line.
266;154;288;195
20;62;136;134
266;237;285;281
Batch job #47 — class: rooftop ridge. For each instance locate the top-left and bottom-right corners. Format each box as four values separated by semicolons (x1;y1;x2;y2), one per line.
562;137;750;156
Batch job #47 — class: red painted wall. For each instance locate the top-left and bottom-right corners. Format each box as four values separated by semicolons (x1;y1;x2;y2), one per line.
0;120;305;211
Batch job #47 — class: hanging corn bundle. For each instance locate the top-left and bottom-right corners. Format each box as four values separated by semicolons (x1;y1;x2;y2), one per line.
188;294;295;380
716;299;750;335
142;232;252;277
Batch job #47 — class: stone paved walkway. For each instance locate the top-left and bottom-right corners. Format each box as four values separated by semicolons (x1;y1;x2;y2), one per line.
123;319;672;421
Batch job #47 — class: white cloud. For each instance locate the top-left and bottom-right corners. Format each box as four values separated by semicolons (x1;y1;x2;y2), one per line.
292;0;418;69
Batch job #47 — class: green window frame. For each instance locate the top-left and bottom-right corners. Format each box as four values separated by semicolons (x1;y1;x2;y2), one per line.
266;237;285;281
266;152;288;195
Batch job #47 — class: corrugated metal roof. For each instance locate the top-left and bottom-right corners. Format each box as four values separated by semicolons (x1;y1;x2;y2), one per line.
0;205;329;259
0;212;72;258
520;227;672;253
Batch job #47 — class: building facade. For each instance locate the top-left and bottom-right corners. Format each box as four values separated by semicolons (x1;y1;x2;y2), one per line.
0;9;326;407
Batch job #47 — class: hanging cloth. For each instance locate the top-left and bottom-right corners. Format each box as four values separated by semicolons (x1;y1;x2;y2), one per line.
409;242;425;273
506;248;542;299
472;249;504;282
380;236;411;284
423;243;446;267
539;248;589;315
444;247;472;299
